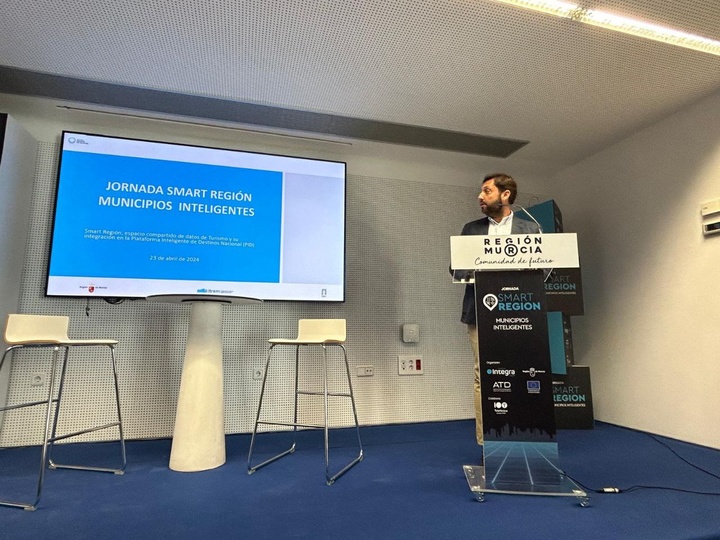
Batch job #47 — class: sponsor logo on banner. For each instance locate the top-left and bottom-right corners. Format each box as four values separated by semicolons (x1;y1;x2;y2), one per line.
484;289;542;312
493;401;509;414
482;235;545;257
527;380;541;393
545;280;577;291
483;294;498;310
493;381;512;392
553;385;587;404
452;232;578;270
495;291;542;311
487;368;516;377
522;367;546;377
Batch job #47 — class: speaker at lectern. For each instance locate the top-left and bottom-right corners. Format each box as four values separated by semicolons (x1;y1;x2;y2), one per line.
450;233;589;506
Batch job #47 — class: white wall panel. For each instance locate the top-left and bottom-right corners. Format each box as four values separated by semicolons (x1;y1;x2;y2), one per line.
551;89;720;450
1;141;508;445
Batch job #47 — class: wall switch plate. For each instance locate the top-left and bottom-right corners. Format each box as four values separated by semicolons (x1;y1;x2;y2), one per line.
398;355;423;375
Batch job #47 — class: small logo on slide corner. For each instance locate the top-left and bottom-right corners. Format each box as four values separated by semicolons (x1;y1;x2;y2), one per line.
79;284;106;292
196;287;233;294
483;294;498;310
66;137;88;145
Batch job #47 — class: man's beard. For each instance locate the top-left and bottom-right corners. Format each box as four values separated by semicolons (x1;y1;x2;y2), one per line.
481;200;504;218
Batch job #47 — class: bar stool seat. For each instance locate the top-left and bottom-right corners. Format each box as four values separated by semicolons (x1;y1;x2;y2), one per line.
247;319;363;484
0;314;126;511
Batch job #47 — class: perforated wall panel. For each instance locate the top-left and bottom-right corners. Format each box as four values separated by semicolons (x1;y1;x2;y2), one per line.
0;142;542;446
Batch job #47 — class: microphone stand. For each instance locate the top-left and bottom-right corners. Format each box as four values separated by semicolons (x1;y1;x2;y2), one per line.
511;204;554;282
512;204;543;233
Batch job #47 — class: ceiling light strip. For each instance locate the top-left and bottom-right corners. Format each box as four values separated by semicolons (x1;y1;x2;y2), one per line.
489;0;720;56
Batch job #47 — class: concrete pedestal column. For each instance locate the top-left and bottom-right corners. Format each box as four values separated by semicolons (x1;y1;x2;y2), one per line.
169;301;225;472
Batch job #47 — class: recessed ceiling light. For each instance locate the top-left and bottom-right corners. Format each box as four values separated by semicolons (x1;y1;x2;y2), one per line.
489;0;720;56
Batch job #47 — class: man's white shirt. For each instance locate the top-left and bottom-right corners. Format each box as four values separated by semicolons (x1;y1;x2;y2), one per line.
488;212;513;235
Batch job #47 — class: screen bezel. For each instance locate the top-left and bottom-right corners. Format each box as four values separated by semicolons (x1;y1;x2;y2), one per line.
45;130;347;302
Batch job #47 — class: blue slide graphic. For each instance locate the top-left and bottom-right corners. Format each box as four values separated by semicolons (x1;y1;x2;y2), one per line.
49;151;283;282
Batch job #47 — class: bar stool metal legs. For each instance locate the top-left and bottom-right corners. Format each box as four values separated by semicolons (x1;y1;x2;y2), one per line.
0;343;126;511
46;344;127;474
247;341;363;485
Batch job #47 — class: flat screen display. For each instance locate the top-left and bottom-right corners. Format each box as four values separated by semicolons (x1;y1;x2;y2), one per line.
46;131;346;301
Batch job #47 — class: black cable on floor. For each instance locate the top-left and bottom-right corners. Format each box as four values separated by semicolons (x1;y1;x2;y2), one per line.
560;432;720;496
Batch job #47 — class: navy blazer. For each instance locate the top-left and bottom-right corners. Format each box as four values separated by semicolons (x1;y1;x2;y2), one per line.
457;216;541;325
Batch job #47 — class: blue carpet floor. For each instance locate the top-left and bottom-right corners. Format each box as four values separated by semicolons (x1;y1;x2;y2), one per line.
2;421;720;539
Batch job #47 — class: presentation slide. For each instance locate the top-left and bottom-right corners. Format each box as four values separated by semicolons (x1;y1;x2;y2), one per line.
46;132;346;301
51;151;282;282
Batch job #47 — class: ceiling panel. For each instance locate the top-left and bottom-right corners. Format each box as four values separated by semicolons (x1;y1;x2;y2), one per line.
0;0;719;163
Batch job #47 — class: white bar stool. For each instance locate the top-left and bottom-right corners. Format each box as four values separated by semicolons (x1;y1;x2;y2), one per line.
247;319;363;484
0;314;126;511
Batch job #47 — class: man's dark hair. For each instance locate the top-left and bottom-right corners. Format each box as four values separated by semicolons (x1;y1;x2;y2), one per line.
483;173;517;204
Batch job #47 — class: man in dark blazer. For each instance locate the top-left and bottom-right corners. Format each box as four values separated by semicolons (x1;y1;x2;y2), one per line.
457;173;540;449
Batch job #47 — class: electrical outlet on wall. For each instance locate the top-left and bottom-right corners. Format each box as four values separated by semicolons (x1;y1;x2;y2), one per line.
398;355;423;375
356;365;374;377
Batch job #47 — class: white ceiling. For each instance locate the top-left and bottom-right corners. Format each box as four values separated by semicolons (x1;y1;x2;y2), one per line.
1;0;720;165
